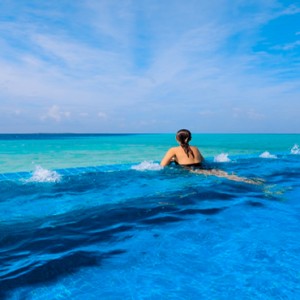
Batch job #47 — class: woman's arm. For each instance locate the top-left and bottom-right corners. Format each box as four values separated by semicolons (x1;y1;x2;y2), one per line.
190;169;264;184
160;148;176;166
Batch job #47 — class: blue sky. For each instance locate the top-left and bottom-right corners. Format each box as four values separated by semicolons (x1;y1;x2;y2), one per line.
0;0;299;133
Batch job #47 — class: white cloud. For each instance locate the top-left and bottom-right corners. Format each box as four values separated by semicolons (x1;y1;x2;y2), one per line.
281;4;300;16
247;109;265;120
41;105;70;122
275;40;300;51
232;107;265;120
32;34;122;74
97;112;107;119
0;0;299;133
198;110;216;117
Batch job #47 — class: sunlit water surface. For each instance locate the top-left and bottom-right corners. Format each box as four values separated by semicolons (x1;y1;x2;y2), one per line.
0;134;300;299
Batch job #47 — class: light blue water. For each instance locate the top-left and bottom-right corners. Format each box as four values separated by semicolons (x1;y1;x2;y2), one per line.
0;133;299;173
1;134;300;299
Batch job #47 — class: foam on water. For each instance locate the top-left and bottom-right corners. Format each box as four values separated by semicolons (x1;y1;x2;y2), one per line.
214;153;231;162
259;151;277;159
25;165;61;183
1;144;300;300
291;144;300;155
131;161;163;171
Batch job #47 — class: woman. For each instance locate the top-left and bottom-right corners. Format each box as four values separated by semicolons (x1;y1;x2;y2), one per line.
161;129;262;184
160;129;204;167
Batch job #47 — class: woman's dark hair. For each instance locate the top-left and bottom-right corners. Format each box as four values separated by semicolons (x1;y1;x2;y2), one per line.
176;129;194;158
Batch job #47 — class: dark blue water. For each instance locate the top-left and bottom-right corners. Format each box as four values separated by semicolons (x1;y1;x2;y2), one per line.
1;155;300;299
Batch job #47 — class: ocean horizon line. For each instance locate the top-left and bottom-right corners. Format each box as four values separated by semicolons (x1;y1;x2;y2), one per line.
0;132;300;135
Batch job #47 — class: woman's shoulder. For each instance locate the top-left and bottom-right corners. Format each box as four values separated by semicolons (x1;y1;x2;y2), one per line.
169;146;181;151
173;146;183;152
190;145;200;151
166;146;179;154
190;145;202;156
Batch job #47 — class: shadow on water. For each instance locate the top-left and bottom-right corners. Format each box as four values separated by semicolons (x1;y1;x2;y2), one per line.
0;163;273;298
0;189;230;298
0;153;298;297
0;250;125;299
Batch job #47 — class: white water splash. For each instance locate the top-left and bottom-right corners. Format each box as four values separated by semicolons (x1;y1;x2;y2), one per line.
259;151;277;159
26;166;61;183
214;153;231;163
131;161;163;171
291;144;300;155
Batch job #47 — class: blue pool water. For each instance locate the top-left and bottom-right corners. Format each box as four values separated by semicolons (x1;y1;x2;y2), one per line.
1;134;300;299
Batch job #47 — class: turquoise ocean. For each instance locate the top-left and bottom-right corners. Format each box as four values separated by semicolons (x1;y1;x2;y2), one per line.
1;133;300;299
1;133;299;173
